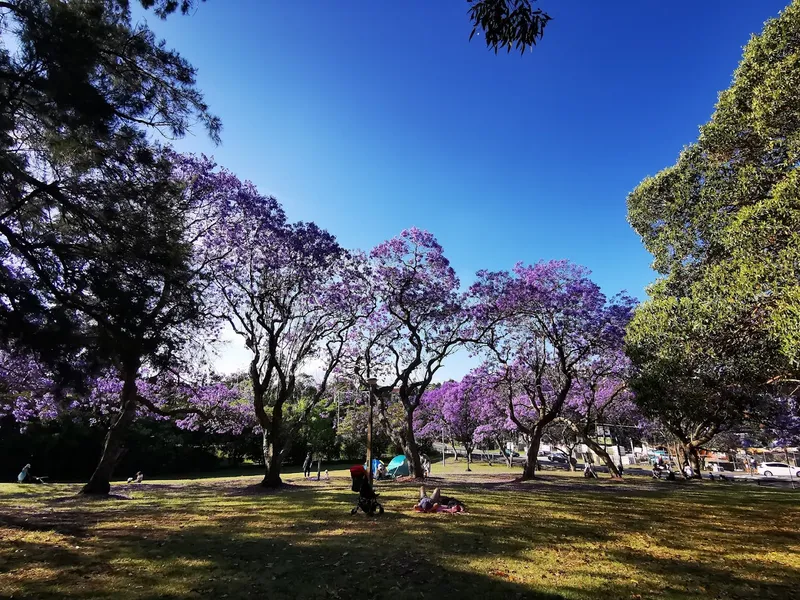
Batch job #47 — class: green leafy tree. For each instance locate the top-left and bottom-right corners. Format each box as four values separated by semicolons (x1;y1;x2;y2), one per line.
468;0;551;54
335;394;400;461
0;0;222;493
626;1;800;475
301;405;337;467
131;0;555;54
0;0;219;360
27;146;221;494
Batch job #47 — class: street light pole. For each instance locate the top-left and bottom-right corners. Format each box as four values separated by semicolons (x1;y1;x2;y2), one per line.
366;377;377;483
442;427;446;467
785;446;796;490
335;390;340;430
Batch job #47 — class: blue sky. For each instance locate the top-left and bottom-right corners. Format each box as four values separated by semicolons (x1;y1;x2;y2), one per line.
140;0;790;378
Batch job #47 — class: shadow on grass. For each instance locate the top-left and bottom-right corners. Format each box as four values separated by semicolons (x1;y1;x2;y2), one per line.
1;517;569;599
1;478;799;600
606;548;798;600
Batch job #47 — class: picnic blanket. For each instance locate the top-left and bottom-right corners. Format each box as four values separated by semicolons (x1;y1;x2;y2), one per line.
413;504;466;514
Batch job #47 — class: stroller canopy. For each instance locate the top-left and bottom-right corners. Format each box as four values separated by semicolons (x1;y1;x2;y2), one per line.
387;455;409;477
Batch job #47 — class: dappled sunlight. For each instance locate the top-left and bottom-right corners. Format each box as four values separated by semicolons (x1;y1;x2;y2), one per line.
1;475;799;599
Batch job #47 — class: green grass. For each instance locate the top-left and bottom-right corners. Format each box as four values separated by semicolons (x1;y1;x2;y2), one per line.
1;471;798;600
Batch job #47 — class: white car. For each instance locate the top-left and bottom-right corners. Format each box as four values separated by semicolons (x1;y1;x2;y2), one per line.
757;462;800;478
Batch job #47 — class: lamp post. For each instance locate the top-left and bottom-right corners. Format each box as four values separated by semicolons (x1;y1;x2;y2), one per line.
366;377;377;483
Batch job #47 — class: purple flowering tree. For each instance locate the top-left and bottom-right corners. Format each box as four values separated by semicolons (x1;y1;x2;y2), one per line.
74;374;249;434
455;365;521;467
1;349;248;442
200;161;366;487
470;260;635;480
417;373;487;471
346;229;469;479
0;350;58;423
559;350;638;477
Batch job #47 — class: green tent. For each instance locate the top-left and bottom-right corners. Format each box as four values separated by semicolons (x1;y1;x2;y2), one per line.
387;455;409;478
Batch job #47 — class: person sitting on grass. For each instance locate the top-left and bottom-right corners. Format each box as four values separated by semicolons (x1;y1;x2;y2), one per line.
416;486;465;513
422;456;431;478
127;471;144;484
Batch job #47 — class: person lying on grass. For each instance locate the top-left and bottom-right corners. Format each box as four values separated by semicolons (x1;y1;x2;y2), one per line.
415;486;466;513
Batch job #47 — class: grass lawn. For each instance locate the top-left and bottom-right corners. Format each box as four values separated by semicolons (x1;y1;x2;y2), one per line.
1;471;798;600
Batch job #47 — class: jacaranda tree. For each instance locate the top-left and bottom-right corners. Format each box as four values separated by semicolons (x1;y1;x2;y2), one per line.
0;0;222;493
346;229;470;479
471;260;634;480
417;371;490;472
559;350;637;477
199;158;366;487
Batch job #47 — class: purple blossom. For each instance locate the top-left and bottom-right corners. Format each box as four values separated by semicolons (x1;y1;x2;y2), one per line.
467;259;636;477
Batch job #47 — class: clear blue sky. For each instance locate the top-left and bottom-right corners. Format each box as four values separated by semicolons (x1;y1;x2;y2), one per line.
140;0;790;378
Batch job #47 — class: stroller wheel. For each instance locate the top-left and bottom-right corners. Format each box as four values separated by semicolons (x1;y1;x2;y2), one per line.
350;507;358;515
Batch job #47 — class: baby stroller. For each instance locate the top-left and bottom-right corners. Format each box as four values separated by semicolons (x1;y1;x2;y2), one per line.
349;465;384;516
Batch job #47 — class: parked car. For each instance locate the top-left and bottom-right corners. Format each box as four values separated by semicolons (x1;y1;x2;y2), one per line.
537;452;569;467
757;462;800;478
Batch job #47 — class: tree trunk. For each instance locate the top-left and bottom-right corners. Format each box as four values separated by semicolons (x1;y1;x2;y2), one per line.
466;445;472;472
563;446;577;471
261;427;284;487
81;365;139;495
403;409;424;478
684;442;703;479
261;399;287;488
570;447;578;471
675;443;687;470
521;428;543;480
451;441;459;461
495;436;512;467
583;437;621;477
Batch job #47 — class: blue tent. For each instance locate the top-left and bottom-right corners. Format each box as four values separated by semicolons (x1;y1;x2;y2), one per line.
387;455;410;477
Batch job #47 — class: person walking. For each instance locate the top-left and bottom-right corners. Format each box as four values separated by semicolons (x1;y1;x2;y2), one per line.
422;456;431;478
302;453;312;479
